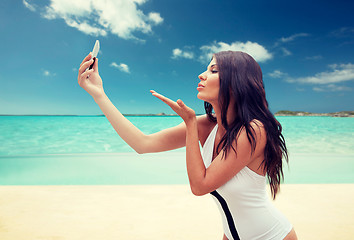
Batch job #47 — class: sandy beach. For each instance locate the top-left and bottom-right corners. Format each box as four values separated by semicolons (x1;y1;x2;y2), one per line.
0;184;353;240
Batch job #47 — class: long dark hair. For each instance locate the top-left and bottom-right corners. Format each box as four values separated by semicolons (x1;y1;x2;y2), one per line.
204;51;288;199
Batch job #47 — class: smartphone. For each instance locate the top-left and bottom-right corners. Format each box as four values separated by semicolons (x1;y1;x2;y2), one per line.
89;40;100;70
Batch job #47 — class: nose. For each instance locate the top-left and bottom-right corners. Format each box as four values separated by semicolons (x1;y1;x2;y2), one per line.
198;72;206;81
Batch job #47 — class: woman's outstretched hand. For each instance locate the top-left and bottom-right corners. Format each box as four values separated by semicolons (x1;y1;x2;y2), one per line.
150;90;196;123
78;53;105;99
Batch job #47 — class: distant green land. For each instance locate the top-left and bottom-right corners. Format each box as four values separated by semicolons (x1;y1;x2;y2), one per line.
275;110;354;117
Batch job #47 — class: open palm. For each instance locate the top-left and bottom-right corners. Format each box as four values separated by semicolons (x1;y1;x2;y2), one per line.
150;90;196;123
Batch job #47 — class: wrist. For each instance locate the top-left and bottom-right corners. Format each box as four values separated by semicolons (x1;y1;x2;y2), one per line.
93;92;108;103
185;116;197;128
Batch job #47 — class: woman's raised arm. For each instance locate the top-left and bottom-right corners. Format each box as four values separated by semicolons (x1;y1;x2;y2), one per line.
93;94;188;153
77;53;206;154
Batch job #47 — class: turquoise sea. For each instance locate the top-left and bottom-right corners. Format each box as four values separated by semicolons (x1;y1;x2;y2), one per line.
0;116;353;185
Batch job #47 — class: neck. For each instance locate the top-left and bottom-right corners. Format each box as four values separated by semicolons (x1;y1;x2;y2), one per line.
211;100;236;131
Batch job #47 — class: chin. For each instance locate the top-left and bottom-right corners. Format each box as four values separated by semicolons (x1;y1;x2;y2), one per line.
197;92;214;103
197;93;204;101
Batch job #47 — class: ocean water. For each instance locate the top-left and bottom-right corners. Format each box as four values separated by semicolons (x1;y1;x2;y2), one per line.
0;116;183;155
0;116;353;184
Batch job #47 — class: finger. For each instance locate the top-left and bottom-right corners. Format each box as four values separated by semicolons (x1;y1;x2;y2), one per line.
178;99;192;111
93;58;99;73
176;99;185;107
80;53;92;67
150;90;165;101
177;99;192;113
151;92;182;113
151;91;174;105
88;57;95;70
79;69;94;84
78;58;94;75
78;69;93;85
79;58;93;72
177;99;195;115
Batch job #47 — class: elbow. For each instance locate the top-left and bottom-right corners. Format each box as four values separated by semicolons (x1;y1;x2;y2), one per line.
132;139;149;154
134;135;153;154
191;189;205;196
189;173;210;196
135;150;144;155
190;184;209;196
135;147;147;154
130;143;146;154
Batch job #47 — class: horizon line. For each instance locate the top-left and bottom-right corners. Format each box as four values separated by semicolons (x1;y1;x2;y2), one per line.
0;110;353;117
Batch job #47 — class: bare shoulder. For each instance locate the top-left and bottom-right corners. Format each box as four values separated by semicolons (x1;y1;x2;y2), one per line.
250;119;266;136
244;120;267;175
196;114;217;146
251;119;264;128
249;119;267;154
237;120;267;154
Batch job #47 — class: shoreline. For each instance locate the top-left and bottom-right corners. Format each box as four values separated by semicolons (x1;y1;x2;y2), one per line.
0;184;353;240
1;152;353;185
1;110;354;117
275;110;354;117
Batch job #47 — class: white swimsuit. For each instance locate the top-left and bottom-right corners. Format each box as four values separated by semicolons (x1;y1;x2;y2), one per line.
202;125;292;240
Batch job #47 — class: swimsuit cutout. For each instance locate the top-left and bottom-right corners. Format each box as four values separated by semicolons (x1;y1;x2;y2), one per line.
202;124;292;240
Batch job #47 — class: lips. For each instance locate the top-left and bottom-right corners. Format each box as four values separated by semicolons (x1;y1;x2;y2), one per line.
197;83;205;91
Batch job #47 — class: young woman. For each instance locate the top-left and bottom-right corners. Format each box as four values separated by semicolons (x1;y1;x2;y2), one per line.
78;51;297;240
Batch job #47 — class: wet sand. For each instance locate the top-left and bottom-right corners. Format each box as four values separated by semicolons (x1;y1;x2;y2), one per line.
0;184;353;239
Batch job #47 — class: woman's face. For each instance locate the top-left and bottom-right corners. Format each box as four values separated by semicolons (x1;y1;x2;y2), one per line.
197;58;220;104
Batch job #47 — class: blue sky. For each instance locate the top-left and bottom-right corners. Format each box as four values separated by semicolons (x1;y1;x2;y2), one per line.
0;0;353;115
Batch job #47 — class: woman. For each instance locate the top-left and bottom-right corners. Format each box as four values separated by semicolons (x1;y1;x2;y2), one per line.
78;50;297;240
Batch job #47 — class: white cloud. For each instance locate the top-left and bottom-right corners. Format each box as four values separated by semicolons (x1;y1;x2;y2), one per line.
313;84;352;92
273;33;310;49
28;0;163;40
110;62;130;73
23;0;36;12
295;87;306;92
268;70;287;79
279;33;309;43
199;41;273;63
42;70;55;77
65;19;107;36
305;55;323;61
148;12;163;25
171;48;194;59
330;27;354;38
281;47;292;56
288;63;354;84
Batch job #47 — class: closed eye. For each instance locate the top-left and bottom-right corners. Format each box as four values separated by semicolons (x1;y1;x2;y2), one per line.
208;64;218;74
